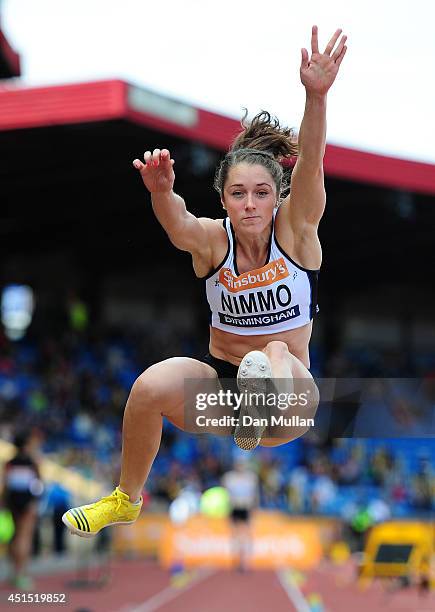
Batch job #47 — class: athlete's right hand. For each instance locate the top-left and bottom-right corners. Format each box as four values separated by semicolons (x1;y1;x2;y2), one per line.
132;148;175;194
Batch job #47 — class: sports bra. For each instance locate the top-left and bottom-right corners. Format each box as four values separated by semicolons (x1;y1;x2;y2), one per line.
204;208;319;336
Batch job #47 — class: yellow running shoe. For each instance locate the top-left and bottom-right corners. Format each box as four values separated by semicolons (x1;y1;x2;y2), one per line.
62;486;142;538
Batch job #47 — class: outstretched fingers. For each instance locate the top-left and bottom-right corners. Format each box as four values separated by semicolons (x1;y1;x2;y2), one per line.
143;150;153;166
300;47;309;70
334;44;347;67
160;149;174;165
311;25;319;54
151;148;161;166
331;35;347;61
324;28;342;55
132;148;174;171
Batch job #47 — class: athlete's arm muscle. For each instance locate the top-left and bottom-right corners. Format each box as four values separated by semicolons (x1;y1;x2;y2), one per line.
132;148;213;261
151;190;211;253
280;26;347;233
281;95;327;231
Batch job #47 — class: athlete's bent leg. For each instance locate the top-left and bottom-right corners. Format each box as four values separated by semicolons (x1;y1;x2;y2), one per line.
119;357;218;502
9;505;38;587
63;357;218;537
260;341;319;447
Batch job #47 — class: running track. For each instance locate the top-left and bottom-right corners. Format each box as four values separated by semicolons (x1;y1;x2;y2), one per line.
1;559;434;611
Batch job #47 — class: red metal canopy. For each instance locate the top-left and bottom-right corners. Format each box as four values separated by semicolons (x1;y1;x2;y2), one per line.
1;79;434;195
0;25;20;77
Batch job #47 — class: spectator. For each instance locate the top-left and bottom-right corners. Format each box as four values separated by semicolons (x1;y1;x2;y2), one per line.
222;459;259;571
1;430;44;590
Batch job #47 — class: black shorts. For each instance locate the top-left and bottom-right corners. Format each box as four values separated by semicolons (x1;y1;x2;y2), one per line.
230;508;250;522
202;352;238;380
202;352;239;394
5;492;38;516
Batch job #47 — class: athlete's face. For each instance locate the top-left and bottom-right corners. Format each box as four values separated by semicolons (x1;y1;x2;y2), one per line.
222;163;277;232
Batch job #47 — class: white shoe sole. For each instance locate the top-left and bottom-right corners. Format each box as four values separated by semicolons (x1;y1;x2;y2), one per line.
61;512;136;538
237;350;272;388
234;351;272;451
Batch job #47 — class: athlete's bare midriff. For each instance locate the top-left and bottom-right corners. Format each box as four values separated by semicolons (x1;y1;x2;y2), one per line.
209;321;313;369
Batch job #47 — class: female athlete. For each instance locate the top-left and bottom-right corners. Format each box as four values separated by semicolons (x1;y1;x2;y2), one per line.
63;25;347;537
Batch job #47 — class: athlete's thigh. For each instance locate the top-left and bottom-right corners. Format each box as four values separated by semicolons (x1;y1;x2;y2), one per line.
146;357;221;432
288;352;319;400
260;352;319;447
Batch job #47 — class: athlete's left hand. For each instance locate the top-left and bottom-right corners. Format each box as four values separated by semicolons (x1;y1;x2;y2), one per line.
300;25;347;96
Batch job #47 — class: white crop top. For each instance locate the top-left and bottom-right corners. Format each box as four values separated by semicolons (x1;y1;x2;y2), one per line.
204;209;319;336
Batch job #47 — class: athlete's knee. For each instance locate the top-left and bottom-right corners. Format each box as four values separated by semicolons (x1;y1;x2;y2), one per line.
130;362;169;408
297;380;319;423
129;357;194;413
263;340;289;359
310;386;320;419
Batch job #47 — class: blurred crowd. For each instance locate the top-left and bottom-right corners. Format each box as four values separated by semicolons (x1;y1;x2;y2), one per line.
0;314;434;536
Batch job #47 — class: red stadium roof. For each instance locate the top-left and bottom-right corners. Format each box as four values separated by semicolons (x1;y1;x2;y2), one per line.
1;78;434;195
0;25;20;78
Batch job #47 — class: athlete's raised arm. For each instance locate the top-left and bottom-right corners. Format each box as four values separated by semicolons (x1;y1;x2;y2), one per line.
282;26;347;231
133;148;214;259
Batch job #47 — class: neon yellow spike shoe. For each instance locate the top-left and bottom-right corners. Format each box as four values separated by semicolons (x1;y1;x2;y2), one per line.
62;486;142;538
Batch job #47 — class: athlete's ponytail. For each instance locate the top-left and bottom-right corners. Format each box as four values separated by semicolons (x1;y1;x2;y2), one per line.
214;110;297;203
231;109;297;160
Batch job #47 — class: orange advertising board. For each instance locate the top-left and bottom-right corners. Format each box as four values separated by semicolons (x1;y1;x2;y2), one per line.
159;511;323;570
112;513;168;556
